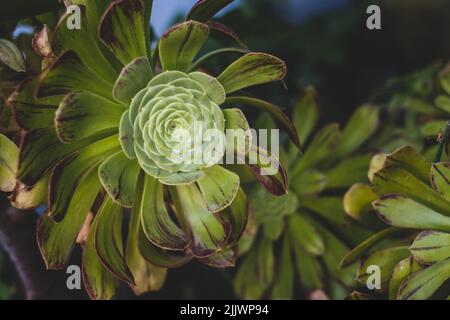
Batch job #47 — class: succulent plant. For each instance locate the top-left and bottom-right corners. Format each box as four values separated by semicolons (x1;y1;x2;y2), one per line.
234;87;382;299
342;145;450;299
0;0;300;299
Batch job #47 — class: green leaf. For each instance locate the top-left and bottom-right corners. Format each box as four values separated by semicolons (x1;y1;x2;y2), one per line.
0;39;25;72
246;145;288;196
99;152;141;208
271;234;293;299
38;169;101;269
223;108;251;155
9;79;59;130
189;72;226;104
372;166;450;216
435;95;450;114
288;213;324;256
197;165;240;213
357;246;410;290
37;50;113;100
218;53;286;94
199;248;236;268
10;175;49;209
368;153;387;182
94;196;134;285
431;162;450;202
99;0;148;66
18;128;105;186
263;218;284;241
119;110;136;159
373;195;450;232
384;146;431;183
293;247;323;290
189;47;249;72
187;0;234;22
159;21;209;72
126;174;168;295
410;231;450;264
340;227;401;268
343;183;378;220
291;169;327;196
113;57;153;105
82;203;119;300
388;256;422;300
0;133;18;192
224;96;301;149
421;120;447;137
223;187;248;245
398;258;450;300
140;175;188;251
293;86;319;143
325;154;372;188
440;69;450;95
234;248;267;299
56;91;124;143
334;105;379;157
173;184;231;257
292;124;340;176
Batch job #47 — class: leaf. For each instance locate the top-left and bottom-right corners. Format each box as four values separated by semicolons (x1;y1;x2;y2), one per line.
293;86;319;143
343;183;378;220
292;124;340;176
189;47;248;72
293;247;323;290
291;170;327;196
372;166;450;216
0;39;25;72
368;153;387;182
119;110;136;159
223;108;252;155
189;72;226;104
357;246;410;290
263;218;284;241
224;96;301;149
421;120;447;137
99;0;148;66
0;133;18;192
223;187;248;245
218;53;286;94
388;256;422;300
187;0;234;22
98;152;141;207
398;258;450;300
37;50;113;100
245;145;288;196
206;21;247;48
9;79;59;130
56;91;124;143
431;162;450;202
373;195;450;232
199;248;236;268
435;95;450;113
325;154;372;188
340;227;401;268
197;165;240;213
126;174;168;295
172;184;231;257
271;234;293;299
38;169;101;269
94;196;134;285
234;248;267;299
288;213;324;256
82;202;119;300
159;21;209;72
113;57;153;104
384;146;431;183
140;175;189;251
10;175;49;209
334;105;379;157
410;231;450;264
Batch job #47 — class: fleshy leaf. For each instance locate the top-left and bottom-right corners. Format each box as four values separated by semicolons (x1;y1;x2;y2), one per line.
172;184;231;257
293;247;323;290
431;162;450;201
56;91;124;143
199;248;236;268
325;154;372;188
398;258;450;300
435;95;450;113
187;0;234;22
99;152;141;208
388;256;422;300
263;218;284;241
119;110;136;159
410;231;450;264
140;174;189;251
384;146;431;183
288;213;324;256
343;183;378;220
293;86;319;143
223;108;251;156
0;133;18;192
224;96;301;149
37;50;113;100
218;53;286;94
0;38;25;72
189;71;226;105
94;196;134;284
223;187;248;245
271;234;294;299
113;57;153;105
372;195;450;232
10;175;49;209
159;21;209;72
99;0;148;66
197;165;240;213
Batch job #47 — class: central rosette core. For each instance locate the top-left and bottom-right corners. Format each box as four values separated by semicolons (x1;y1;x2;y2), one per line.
122;71;227;185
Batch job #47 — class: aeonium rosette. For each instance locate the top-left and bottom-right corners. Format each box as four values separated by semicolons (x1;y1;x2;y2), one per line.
0;0;300;299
